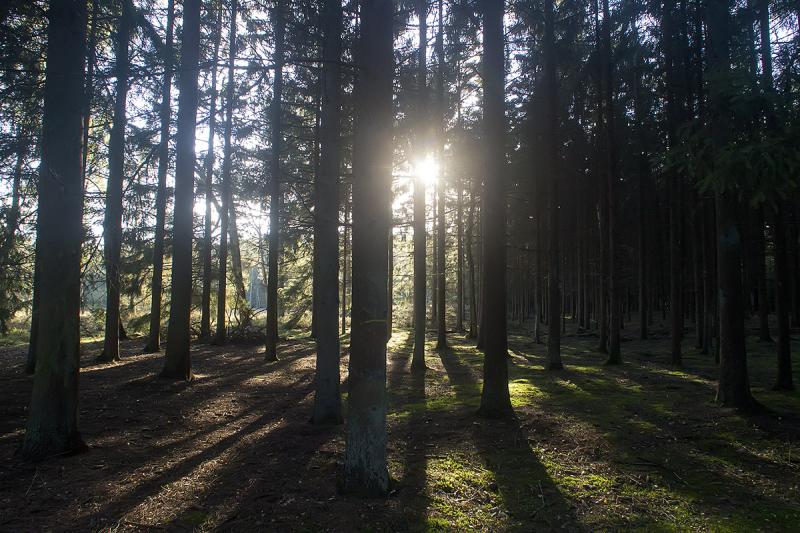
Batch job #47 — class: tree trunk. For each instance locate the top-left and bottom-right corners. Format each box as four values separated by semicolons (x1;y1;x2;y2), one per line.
477;0;513;419
21;0;88;461
466;181;477;339
757;0;793;390
435;0;447;350
544;0;562;371
342;0;393;495
456;177;465;332
707;0;756;411
265;0;286;362
214;0;237;345
200;5;223;341
311;0;344;425
341;183;350;335
162;0;202;381
411;0;428;372
144;0;175;354
99;0;132;363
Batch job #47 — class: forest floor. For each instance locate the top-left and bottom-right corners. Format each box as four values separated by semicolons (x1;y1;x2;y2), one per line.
1;321;800;532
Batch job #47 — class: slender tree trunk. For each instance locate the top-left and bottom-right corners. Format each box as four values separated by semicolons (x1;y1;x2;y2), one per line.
214;0;237;345
144;0;175;353
754;207;772;341
229;204;248;314
341;183;350;335
544;0;562;370
593;0;608;354
757;0;793;390
466;181;477;339
411;0;428;371
99;0;132;363
265;0;286;361
387;228;393;341
0;125;27;335
707;0;756;410
21;0;88;461
477;0;513;419
200;6;223;341
162;0;202;381
342;0;393;495
311;0;344;425
456;177;465;332
435;0;447;350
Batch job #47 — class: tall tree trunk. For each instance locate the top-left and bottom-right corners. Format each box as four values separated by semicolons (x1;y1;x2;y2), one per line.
214;0;237;345
602;0;621;364
754;207;772;341
411;0;428;372
387;228;393;340
593;0;609;354
162;0;201;381
435;0;447;350
707;0;756;411
265;0;286;362
200;5;223;341
21;0;88;461
99;0;132;364
544;0;562;370
311;0;344;425
758;0;794;390
466;181;478;339
0;125;27;335
633;13;648;341
664;0;685;365
144;0;175;353
477;0;513;419
228;204;248;314
456;177;465;332
342;0;393;495
341;183;350;335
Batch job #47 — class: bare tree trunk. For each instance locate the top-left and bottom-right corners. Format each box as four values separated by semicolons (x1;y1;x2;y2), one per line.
214;0;237;345
311;0;344;425
200;5;223;341
99;0;132;363
162;0;202;381
707;0;756;411
411;0;428;372
341;183;350;335
466;181;477;339
144;0;175;353
477;0;513;419
435;0;447;350
544;0;562;370
21;0;88;461
342;0;393;494
265;0;286;361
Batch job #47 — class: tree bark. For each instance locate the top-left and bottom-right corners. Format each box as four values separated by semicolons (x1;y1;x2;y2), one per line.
99;0;132;363
21;0;88;461
311;0;344;425
435;0;447;350
200;5;223;341
265;0;286;362
144;0;175;353
544;0;562;370
411;0;428;372
162;0;202;381
214;0;237;345
342;0;393;495
707;0;756;411
477;0;513;419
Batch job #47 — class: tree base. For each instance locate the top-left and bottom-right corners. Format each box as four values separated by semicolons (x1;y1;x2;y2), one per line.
141;343;160;354
96;352;122;364
159;368;193;381
20;430;88;463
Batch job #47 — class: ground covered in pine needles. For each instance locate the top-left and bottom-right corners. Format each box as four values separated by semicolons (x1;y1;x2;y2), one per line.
1;323;800;531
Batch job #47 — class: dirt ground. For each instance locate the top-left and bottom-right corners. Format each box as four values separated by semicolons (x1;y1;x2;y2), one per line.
1;322;800;531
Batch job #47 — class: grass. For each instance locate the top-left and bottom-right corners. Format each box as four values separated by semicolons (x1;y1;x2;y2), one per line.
382;321;800;531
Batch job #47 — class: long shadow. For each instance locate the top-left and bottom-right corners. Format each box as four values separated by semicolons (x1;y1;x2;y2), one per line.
503;333;800;529
437;344;581;530
387;330;432;529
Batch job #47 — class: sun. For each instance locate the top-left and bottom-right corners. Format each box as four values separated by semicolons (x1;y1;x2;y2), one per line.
414;155;439;187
